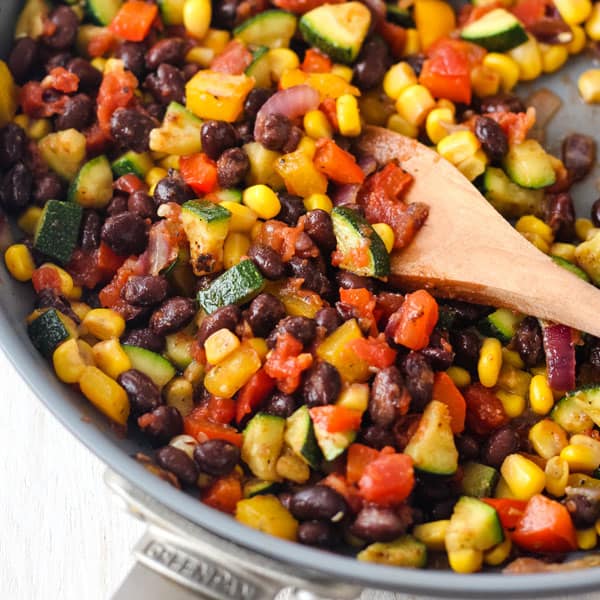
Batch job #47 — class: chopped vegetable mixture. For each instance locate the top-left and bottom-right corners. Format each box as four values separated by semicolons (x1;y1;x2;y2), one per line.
3;0;600;575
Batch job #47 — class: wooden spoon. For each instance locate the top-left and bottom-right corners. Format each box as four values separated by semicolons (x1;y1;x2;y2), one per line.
357;126;600;337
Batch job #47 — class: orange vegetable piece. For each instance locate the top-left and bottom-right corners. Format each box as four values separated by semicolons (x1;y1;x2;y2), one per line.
313;139;365;185
108;0;158;42
431;372;466;433
202;475;243;514
387;289;439;350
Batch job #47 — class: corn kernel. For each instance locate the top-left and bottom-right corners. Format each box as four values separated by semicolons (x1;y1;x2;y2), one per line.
165;377;194;416
386;113;419;138
372;223;395;254
484;537;512;566
425;108;455;145
246;337;268;361
4;244;35;282
545;456;569;497
578;69;600;103
456;149;488;181
383;62;418;100
478;337;502;388
28;118;51;140
560;444;600;472
577;527;597;550
483;53;520;92
160;155;180;170
550;242;577;262
494;475;519;499
516;215;554;245
183;0;212;39
587;227;600;241
448;549;483;574
403;29;421;56
204;328;241;364
304;193;333;213
586;3;600;40
413;520;449;551
437;131;481;166
501;453;546;500
521;231;550;254
529;374;555;415
92;338;131;380
554;0;592;24
568;25;587;54
446;366;471;388
496;390;526;418
169;434;198;459
303;110;333;140
184;360;205;386
497;364;532;397
17;206;42;235
220;200;258;233
540;43;569;74
336;94;361;137
471;65;501;98
576;218;594;241
268;49;300;82
508;35;542;81
297;135;317;158
223;232;251;269
529;419;568;459
570;434;600;464
243;184;281;219
250;221;263;241
186;46;214;67
502;348;524;369
358;91;393;126
71;302;92;322
82;308;126;340
53;338;88;383
90;58;106;72
437;99;456;114
395;85;435;127
330;64;354;82
202;29;230;53
79;366;129;425
13;114;29;130
145;167;167;189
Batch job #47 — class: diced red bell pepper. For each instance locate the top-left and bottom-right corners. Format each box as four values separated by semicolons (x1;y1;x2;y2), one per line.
235;368;276;424
481;498;528;530
346;443;380;484
313;139;365;185
348;336;397;369
183;415;243;447
309;405;363;434
201;475;243;514
192;397;236;425
108;0;158;42
179;153;218;195
358;453;415;506
301;49;332;73
387;289;439;351
431;372;466;434
114;174;146;194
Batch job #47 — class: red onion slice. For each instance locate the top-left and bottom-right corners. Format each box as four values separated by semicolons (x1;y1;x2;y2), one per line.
254;85;320;141
542;322;576;391
147;221;179;276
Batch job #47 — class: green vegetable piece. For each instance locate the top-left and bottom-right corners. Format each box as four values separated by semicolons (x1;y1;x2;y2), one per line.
34;200;83;265
460;8;528;52
285;405;322;468
27;309;71;358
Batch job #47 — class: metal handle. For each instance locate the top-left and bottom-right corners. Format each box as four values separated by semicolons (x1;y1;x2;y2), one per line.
105;469;362;600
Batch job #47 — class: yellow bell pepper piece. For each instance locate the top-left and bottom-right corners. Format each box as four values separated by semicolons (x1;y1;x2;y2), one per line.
274;149;328;198
414;0;456;51
236;495;299;541
0;61;18;128
203;342;261;398
279;70;360;99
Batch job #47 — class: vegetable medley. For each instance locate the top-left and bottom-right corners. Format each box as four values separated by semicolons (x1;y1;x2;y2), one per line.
4;0;600;575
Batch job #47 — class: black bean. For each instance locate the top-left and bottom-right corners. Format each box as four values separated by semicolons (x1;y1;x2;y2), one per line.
122;327;165;353
246;293;286;337
474;116;508;162
145;38;186;71
67;57;102;92
106;194;129;216
297;521;338;548
304;210;336;254
0;123;27;169
197;305;241;345
274;316;317;347
450;329;482;371
145;63;186;106
235;121;254;145
8;37;39;84
80;210;101;252
420;330;455;371
115;42;147;79
244;87;273;121
401;352;434;411
430;498;457;521
154;172;194;206
302;362;342;407
255;113;293;151
276;193;306;226
290;486;348;522
479;93;525;114
128;191;156;220
156;446;199;486
212;0;238;29
529;18;573;45
217;147;249;188
281;126;302;154
359;424;396;450
315;307;342;335
33;171;65;205
335;270;376;293
262;392;297;418
118;369;162;417
545;192;575;241
481;426;520;468
353;37;390;90
369;366;407;428
456;434;480;462
563;134;596;182
101;212;148;256
0;163;32;214
122;275;169;306
444;300;491;325
351;506;408;543
42;6;78;50
514;316;544;368
193;439;240;476
110;108;157;153
35;289;80;324
288;257;332;297
294;232;316;259
248;244;285;280
55;94;94;131
139;405;183;445
45;52;72;72
201;120;239;160
150;297;197;335
146;102;166;122
564;493;600;528
403;54;426;77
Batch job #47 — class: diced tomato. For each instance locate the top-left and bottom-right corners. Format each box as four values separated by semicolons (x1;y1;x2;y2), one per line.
210;40;253;75
431;372;466;434
87;29;117;58
386;289;438;351
377;20;407;60
348;336;397;369
485;108;535;145
84;122;112;156
114;174;146;194
183;414;243;447
235;368;276;424
264;332;313;394
108;0;158;42
358;453;414;506
512;494;577;553
271;0;344;13
463;383;509;435
43;67;79;93
313;139;365;185
309;405;363;434
192;397;236;425
20;82;68;118
511;0;550;27
346;443;380;484
202;475;243;514
31;266;62;294
179;153;218;195
97;63;138;135
98;256;143;306
301;49;332;73
482;498;528;530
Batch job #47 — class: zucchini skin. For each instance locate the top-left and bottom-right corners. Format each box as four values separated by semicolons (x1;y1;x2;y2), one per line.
34;200;83;265
28;309;71;358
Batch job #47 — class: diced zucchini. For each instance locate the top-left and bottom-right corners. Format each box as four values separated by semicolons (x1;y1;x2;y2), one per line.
460;8;527;52
111;151;154;179
181;200;231;277
446;496;504;553
164;329;195;369
386;4;414;27
34;200;83;265
477;308;523;343
38;129;87;181
149;101;203;156
285;405;322;468
553;386;600;432
357;536;427;567
27;309;72;358
14;0;50;39
85;0;122;26
242;413;286;481
165;247;196;297
197;259;265;314
331;206;390;279
482;167;544;218
122;345;176;389
245;46;271;88
234;10;297;49
403;400;458;475
299;2;371;64
68;155;114;209
575;233;600;285
461;462;499;498
211;188;243;203
503;140;556;189
157;0;185;25
243;478;281;498
311;412;355;462
551;255;591;283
